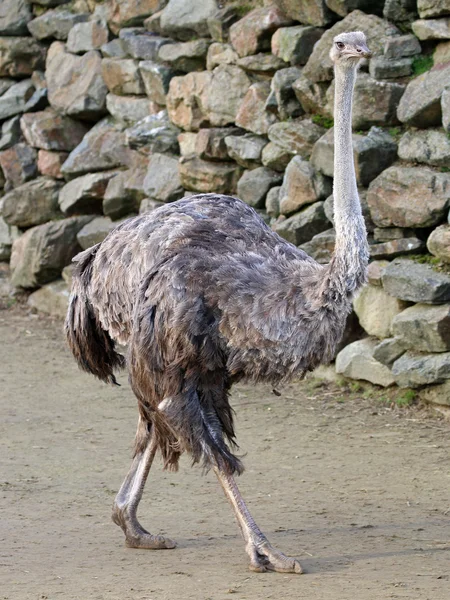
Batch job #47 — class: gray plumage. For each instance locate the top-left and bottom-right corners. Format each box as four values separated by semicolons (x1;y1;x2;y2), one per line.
64;32;371;573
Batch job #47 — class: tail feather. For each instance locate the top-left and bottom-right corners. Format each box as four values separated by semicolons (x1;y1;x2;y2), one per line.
65;246;125;385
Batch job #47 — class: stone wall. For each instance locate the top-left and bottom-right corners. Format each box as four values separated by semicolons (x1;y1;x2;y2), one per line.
1;0;450;408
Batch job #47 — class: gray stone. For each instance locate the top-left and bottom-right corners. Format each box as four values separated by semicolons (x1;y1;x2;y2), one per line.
61;118;131;178
392;303;450;352
443;88;450;131
373;227;415;242
177;132;197;156
261;142;292;172
0;37;46;78
120;30;171;60
23;87;49;113
143;153;183;201
266;186;281;218
368;260;389;286
106;94;150;124
102;59;145;96
160;0;218;41
28;0;71;5
0;0;32;36
384;34;421;58
272;201;329;245
268;118;325;160
28;279;70;318
369;56;413;79
384;0;418;24
37;149;68;179
10;216;92;289
237;167;283;209
427;224;450;262
236;53;288;75
0;216;15;262
67;18;110;54
367;166;450;228
125;111;180;155
206;43;238;70
326;0;384;17
299;228;336;264
353;284;408;338
140;198;164;213
0;79;35;121
108;0;167;34
412;18;450;40
335;337;395;387
419;380;450;406
101;38;127;59
0;79;15;96
398;129;450;167
0;143;37;189
418;0;450;18
224;133;266;169
279;156;332;216
46;43;108;120
207;65;251;128
139;61;174;105
435;40;450;63
267;67;303;121
370;237;426;259
274;0;334;27
103;171;138;220
382;258;450;303
373;337;406;367
303;10;400;83
235;81;278;136
271;25;323;65
76;215;116;250
392;351;450;388
196;127;239;162
207;4;239;43
143;11;164;35
292;74;331;116
229;5;292;58
397;62;450;127
20;109;89;152
158;39;210;72
1;177;63;228
123;164;148;202
166;71;212;131
59;171;119;216
27;9;89;41
179;155;241;194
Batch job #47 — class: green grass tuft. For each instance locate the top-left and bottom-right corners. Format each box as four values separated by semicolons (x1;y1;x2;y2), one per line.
395;390;417;407
312;114;334;129
411;55;433;76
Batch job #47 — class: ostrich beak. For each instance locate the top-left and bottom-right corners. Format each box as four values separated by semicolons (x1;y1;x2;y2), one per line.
358;44;372;59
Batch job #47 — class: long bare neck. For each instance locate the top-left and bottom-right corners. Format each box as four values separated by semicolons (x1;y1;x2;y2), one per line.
323;64;368;300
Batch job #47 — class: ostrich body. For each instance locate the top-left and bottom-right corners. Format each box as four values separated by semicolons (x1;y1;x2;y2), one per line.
65;32;371;574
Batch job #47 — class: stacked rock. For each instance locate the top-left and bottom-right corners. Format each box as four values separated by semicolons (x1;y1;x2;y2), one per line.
0;0;450;409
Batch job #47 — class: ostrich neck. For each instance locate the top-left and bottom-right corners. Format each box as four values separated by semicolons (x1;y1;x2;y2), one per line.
327;65;368;297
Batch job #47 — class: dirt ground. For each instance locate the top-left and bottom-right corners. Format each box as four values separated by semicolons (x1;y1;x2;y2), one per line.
1;306;450;600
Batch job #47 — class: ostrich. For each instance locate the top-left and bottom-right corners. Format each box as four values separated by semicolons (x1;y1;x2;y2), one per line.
65;32;371;574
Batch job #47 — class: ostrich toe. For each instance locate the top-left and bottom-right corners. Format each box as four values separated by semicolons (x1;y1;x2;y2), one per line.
125;532;176;550
247;540;303;574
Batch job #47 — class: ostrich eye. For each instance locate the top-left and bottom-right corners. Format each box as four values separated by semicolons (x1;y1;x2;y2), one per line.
336;42;345;50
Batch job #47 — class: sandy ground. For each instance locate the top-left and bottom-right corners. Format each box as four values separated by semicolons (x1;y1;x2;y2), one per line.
1;306;450;600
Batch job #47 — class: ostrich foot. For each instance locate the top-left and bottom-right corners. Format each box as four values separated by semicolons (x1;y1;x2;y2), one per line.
112;506;176;550
246;538;303;574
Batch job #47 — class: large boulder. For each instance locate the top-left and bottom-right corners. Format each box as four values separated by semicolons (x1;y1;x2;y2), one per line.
59;171;119;215
427;224;450;262
139;60;175;105
369;237;425;260
272;201;329;245
353;284;408;339
160;0;218;41
0;0;32;36
103;171;138;220
236;167;283;208
46;43;108;120
126;111;180;155
268;66;303;121
335;337;395;387
108;0;165;33
143;153;183;201
158;39;210;72
20;109;89;152
229;5;291;58
412;18;450;40
418;0;450;18
67;18;110;54
101;58;145;96
397;62;450;127
224;133;266;169
1;177;63;228
106;94;150;124
179;155;241;194
273;0;334;26
166;71;211;131
206;42;239;70
28;279;70;318
120;29;171;60
382;259;450;304
311;127;397;186
392;351;450;388
0;79;35;121
392;304;450;352
367;166;450;228
61;118;131;177
27;9;89;41
0;37;46;77
207;65;251;127
235;81;277;135
271;25;323;65
0;143;37;189
77;215;117;250
279;156;332;216
196;127;238;162
299;228;336;263
383;0;418;24
384;34;421;59
10;216;92;289
398;129;450;167
293;75;331;116
303;10;399;82
373;337;407;367
37;150;68;179
268;118;325;160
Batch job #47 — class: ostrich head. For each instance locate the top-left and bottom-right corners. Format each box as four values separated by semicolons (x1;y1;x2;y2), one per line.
329;31;372;66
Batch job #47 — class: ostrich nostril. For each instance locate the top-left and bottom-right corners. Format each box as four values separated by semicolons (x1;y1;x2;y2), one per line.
357;48;362;53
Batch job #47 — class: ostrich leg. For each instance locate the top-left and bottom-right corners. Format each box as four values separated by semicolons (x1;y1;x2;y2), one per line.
112;421;176;549
214;467;302;573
